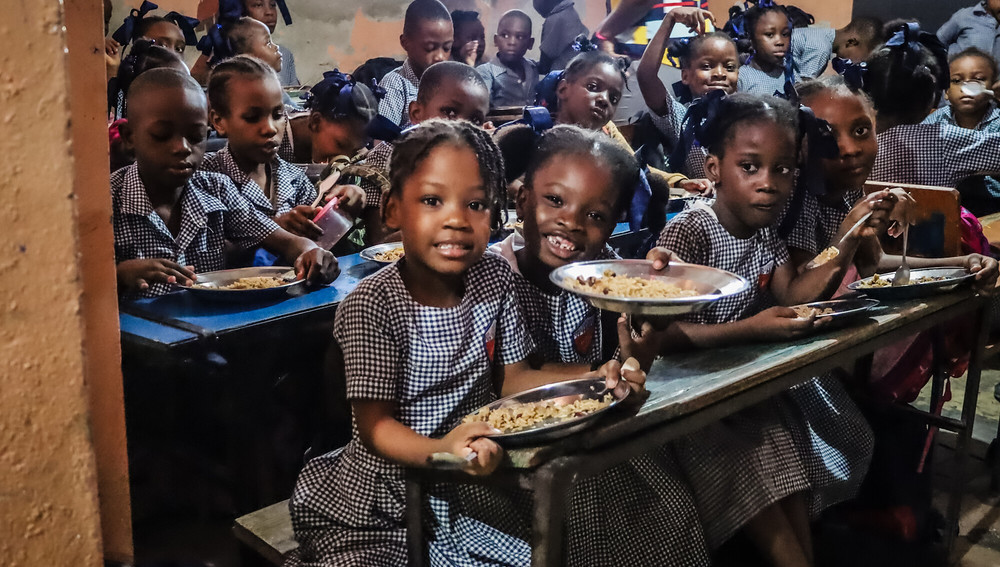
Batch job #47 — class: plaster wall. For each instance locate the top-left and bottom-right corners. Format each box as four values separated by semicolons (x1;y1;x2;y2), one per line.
0;2;108;566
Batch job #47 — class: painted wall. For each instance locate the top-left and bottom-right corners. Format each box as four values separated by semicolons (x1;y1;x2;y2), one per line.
0;1;111;566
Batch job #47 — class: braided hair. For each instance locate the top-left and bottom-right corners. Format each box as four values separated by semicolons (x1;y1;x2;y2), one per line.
207;55;279;117
795;74;874;113
864;23;948;125
305;70;379;122
695;92;799;157
108;39;187;119
387;119;506;230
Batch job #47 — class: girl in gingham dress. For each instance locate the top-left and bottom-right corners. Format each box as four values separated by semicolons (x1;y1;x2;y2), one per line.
656;93;870;565
637;8;739;181
491;124;711;566
287;119;645;566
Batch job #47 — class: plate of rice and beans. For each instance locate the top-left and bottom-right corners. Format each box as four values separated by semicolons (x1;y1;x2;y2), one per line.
789;298;879;327
185;266;305;302
551;260;749;316
846;268;973;300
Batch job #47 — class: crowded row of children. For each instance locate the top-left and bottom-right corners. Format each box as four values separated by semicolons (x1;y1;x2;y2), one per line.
105;0;1000;564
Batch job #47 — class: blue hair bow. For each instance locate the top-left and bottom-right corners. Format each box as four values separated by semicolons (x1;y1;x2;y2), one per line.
571;35;599;53
111;0;158;46
832;57;867;90
163;11;200;45
668;89;726;171
196;23;234;63
493;106;555;137
723;2;752;39
305;69;383;118
672;81;694;104
884;22;948;80
535;70;565;110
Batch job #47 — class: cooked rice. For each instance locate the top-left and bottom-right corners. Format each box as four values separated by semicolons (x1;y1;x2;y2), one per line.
193;276;286;290
565;270;699;299
809;246;839;267
857;273;945;288
463;393;614;433
374;247;404;262
793;305;835;318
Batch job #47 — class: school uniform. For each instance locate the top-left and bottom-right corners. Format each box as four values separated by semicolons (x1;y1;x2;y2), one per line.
477;58;540;109
737;63;790;96
201;144;317;217
656;204;811;548
358;140;394;210
922;103;1000;215
111;165;279;297
871;122;1000;187
791;27;835;78
539;0;589;73
490;235;712;566
277;44;300;86
923;101;1000;132
648;95;709;179
784;188;866;257
377;59;420;128
288;253;533;566
937;1;1000;61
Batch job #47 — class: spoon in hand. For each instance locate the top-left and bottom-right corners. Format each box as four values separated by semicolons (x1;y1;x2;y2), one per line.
892;223;910;287
961;82;995;98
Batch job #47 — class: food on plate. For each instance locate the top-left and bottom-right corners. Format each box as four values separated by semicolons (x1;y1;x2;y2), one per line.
374;247;405;262
793;305;835;318
193;276;286;290
565;270;699;299
463;393;614;433
809;246;839;267
857;273;947;288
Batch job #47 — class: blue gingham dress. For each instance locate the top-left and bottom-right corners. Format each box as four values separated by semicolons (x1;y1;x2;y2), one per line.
656;205;812;548
779;189;875;515
648;96;709;179
491;236;712;566
287;253;534;566
871;122;1000;188
201;145;317;217
737;27;832;96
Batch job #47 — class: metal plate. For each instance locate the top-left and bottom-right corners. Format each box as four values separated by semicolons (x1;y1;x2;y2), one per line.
465;378;629;446
550;260;749;316
184;266;305;302
846;268;974;300
790;298;879;326
360;242;404;264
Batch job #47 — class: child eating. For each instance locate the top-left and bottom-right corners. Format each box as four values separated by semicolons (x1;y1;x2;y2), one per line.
477;9;539;109
925;47;1000;131
112;69;338;297
450;10;486;67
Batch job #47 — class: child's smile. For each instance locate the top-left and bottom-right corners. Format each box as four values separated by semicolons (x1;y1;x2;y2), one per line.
682;38;739;97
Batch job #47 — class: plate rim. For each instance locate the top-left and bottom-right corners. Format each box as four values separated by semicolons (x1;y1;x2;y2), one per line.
790;298;879;318
360;242;405;263
184;266;301;292
846;267;973;292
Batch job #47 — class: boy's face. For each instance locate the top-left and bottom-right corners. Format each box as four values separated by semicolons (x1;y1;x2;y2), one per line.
453;20;486;64
245;21;283;72
244;0;279;33
409;77;490;126
142;21;186;55
125;85;209;189
495;17;534;66
946;55;996;117
211;75;285;167
401;19;454;77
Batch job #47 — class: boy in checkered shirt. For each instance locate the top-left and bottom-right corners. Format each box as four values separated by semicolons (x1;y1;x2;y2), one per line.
112;68;338;297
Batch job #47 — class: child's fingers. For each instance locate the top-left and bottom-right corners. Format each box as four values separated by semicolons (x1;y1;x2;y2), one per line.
459;421;501;442
137;278;149;290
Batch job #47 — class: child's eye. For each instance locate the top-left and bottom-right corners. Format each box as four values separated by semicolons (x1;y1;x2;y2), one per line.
609;93;621;105
951;78;962;85
853;126;871;138
587;82;599;92
544;194;563;207
440;107;458;119
420;196;441;207
588;211;606;222
777;166;793;176
740;162;759;174
468;200;487;212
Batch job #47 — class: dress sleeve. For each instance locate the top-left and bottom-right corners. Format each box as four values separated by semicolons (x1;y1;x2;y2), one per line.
216;176;280;248
290;167;318;208
497;279;530;366
655;210;708;265
791;27;834;78
335;288;403;401
377;72;407;127
936;15;960;46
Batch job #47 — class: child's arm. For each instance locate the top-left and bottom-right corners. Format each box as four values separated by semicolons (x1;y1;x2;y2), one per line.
935;15;960;47
260;229;339;284
116;258;196;293
659;307;820;352
636;8;715;117
353;400;503;475
498;358;645;398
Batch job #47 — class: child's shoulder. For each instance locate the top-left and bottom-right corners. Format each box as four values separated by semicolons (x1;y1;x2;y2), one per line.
341;263;405;312
469;251;515;285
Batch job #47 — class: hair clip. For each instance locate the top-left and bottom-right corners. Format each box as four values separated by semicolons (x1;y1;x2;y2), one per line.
571;34;598;53
111;0;159;46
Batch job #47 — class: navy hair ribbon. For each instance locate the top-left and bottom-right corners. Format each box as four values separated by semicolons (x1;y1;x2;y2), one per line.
163;11;200;45
534;70;565;109
571;35;599;53
778;106;840;237
884;22;948;81
494;106;555;137
668;89;726;172
196;23;233;62
112;0;158;46
832;57;867;90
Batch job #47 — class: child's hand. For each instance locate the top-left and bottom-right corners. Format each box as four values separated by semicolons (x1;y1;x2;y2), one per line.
276;206;323;240
964;254;999;293
884;187;916;238
105;37;121;57
842;190;895;240
116;258;196;292
645;246;685;270
294;248;339;285
674;178;715;196
457;41;480;66
617;315;663;372
440;422;504;476
665;7;716;35
592;357;646;398
325;184;365;218
750;306;825;341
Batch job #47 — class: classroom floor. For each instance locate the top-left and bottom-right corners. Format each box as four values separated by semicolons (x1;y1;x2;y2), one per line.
129;369;1000;567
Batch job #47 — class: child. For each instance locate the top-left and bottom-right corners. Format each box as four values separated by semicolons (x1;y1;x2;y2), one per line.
937;0;1000;61
637;8;737;180
112;68;338;297
287;119;644;565
833;16;883;65
924;47;1000;131
277;69;380;164
533;0;589;74
450;10;486;67
734;3;832;96
477;9;539;109
201;56;363;246
241;0;299;86
361;60;491;245
490;123;712;565
377;0;454;127
106;3;198;84
656;93;873;564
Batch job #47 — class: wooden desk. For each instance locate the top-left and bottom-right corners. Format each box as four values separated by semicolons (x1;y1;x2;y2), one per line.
406;292;991;565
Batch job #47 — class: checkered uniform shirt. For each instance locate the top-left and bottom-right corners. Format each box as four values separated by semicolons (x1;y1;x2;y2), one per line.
377;59;420;128
791;27;834;78
477;58;540;109
112;165;279;297
201;145;316;216
288;253;535;565
648;96;709;179
923;101;1000;132
784;188;865;255
277;44;300;87
871;122;1000;187
358;140;393;210
938;1;1000;61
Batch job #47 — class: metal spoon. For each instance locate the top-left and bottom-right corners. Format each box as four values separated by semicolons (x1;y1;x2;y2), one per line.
961;82;995;98
892;224;910;287
428;451;478;469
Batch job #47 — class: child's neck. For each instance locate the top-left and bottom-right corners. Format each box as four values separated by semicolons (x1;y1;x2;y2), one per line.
398;257;465;308
954;106;989;130
137;164;184;207
289;117;314;162
711;199;757;239
514;247;562;294
230;148;266;175
751;56;782;74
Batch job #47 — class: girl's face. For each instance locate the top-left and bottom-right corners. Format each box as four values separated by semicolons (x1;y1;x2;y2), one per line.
517;154;618;269
706;120;796;236
682;38;740;97
384;144;492;278
452;20;486;64
244;0;279;33
556;62;624;130
804;91;877;192
211;75;285;167
245;21;282;72
946;55;996;117
142;21;186;55
408;77;490;126
309;114;367;162
752;11;790;68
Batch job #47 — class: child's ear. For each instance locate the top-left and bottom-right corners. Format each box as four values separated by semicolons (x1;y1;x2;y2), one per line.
408;100;422;125
514;180;529;219
307;112;323;132
209;108;227;136
527;38;535;51
383;193;402;231
680;68;692;86
493;34;501;48
556;78;570;101
704;155;721;184
119;120;135;148
399;33;410;53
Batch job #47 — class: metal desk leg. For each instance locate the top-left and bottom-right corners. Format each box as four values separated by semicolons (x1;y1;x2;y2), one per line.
944;305;991;552
406;476;428;566
532;458;576;567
